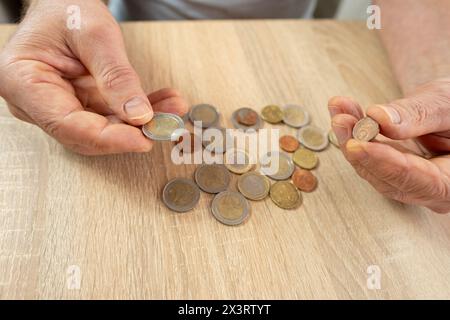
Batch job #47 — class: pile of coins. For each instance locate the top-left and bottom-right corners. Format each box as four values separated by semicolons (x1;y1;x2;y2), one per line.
142;103;347;226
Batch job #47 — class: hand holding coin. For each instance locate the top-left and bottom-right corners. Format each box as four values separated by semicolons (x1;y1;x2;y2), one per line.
328;91;450;213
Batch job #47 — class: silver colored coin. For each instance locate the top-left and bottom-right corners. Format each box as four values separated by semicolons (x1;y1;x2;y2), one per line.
189;104;220;128
194;164;231;194
231;108;263;132
142;113;185;141
162;178;200;212
260;151;295;181
237;171;271;200
282;104;310;128
297;125;329;151
211;191;250;226
202;127;234;154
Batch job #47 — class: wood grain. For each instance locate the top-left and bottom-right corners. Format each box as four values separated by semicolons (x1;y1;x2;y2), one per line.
0;20;449;299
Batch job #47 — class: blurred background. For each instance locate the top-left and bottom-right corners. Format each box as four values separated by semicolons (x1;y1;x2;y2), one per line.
0;0;371;23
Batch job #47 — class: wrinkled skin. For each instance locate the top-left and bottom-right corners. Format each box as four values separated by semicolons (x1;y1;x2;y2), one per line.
329;78;450;213
0;0;188;155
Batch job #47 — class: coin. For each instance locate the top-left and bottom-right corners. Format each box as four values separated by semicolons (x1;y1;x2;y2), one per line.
162;178;201;212
189;104;219;128
194;164;230;193
142;112;185;141
211;191;250;226
231;109;263;131
236;108;258;126
328;130;339;147
279;135;300;153
260;151;295;181
261;105;283;124
292;168;318;192
269;181;302;209
282;104;310;128
224;149;254;174
297;125;329;151
352;117;380;142
292;148;318;170
202;127;233;154
237;171;271;200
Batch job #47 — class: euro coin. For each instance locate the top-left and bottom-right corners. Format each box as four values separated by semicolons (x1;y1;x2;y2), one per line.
224;149;254;174
189;104;219;128
142;112;185;141
211;191;250;226
352;117;380;142
231;108;263;131
297;125;329;151
279;135;300;152
292;168;318;192
292;148;318;170
328;130;339;147
237;171;271;200
236;107;258;126
269;181;302;209
194;164;230;193
261;105;283;124
260;151;295;181
202;127;233;154
282;104;310;128
162;178;200;212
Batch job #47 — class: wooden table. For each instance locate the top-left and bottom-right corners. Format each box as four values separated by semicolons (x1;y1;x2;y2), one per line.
0;20;449;300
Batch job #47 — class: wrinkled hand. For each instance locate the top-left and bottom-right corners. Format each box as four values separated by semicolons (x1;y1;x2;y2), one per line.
329;78;450;213
0;0;187;155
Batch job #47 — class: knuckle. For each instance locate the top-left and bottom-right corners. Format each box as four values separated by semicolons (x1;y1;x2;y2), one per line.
101;63;138;90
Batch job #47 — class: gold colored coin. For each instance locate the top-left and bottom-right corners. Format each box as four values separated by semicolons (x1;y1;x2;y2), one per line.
224;149;254;174
352;117;380;142
297;125;329;151
194;164;230;193
269;181;302;209
211;191;250;226
261;105;283;124
292;148;318;170
237;171;271;200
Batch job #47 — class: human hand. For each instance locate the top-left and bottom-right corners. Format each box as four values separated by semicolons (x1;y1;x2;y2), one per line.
328;78;450;213
0;0;187;155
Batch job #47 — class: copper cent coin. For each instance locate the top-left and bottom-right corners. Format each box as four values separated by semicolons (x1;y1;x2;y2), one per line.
237;171;271;200
282;104;310;128
279;135;300;152
236;108;258;126
211;191;250;226
194;164;231;193
189;104;219;128
261;105;283;124
162;178;200;212
352;117;380;142
297;125;329;151
231;108;263;131
269;181;303;210
142;113;185;141
292;168;318;192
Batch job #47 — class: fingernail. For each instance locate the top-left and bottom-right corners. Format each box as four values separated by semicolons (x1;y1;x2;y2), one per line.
378;105;401;124
124;97;152;120
332;120;350;145
328;106;341;118
346;139;368;162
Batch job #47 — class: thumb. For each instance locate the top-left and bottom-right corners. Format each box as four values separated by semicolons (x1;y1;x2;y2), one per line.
74;23;153;126
366;86;450;140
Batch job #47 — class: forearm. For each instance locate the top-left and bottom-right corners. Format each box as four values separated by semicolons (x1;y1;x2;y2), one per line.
374;0;450;94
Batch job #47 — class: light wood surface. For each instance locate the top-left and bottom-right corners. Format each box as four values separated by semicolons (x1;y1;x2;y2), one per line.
0;20;449;300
